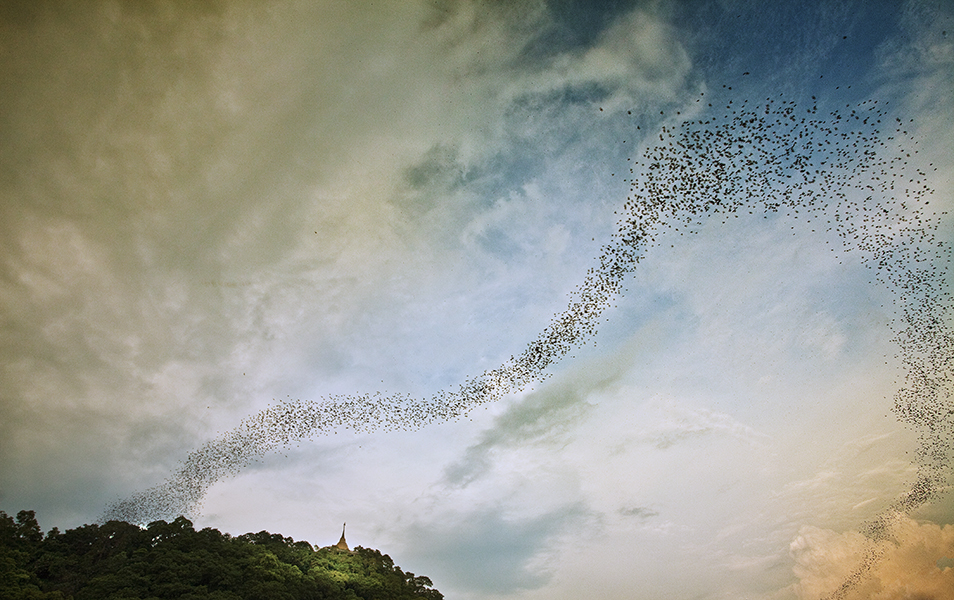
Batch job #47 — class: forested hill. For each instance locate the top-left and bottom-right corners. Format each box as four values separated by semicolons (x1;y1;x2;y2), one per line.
0;510;443;600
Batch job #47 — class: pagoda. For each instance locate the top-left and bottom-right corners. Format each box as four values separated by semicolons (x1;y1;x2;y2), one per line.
334;522;349;552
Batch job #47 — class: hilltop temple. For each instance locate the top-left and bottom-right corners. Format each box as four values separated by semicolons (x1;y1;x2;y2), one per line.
323;522;351;553
335;523;349;551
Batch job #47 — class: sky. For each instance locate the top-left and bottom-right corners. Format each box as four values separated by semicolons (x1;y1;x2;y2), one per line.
1;1;953;599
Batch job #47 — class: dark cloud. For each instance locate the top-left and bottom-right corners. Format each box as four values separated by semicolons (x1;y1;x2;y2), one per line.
1;2;952;599
402;503;587;595
442;387;591;487
442;347;638;487
619;506;658;519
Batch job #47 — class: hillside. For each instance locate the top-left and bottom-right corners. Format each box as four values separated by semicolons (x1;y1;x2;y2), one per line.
0;510;442;600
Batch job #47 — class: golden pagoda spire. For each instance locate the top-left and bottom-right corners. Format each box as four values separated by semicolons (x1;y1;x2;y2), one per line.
335;522;349;551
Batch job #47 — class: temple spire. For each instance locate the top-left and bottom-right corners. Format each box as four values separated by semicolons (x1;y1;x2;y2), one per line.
335;522;349;551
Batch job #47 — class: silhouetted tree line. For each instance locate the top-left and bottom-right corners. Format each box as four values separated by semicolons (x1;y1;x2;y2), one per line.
0;510;442;600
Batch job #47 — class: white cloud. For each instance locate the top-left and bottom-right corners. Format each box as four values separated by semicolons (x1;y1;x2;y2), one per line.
774;432;920;534
2;2;952;600
0;0;691;524
630;394;771;449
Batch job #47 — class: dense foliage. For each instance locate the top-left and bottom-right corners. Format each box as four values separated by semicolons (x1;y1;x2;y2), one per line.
0;510;442;600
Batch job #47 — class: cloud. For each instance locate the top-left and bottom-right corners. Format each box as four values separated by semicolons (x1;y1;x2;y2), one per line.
633;395;770;450
4;4;950;600
442;385;592;488
401;502;588;597
618;505;659;519
788;515;954;600
0;0;695;527
440;327;661;489
497;7;692;106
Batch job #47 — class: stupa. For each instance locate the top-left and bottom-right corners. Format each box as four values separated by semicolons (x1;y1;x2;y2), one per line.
334;522;349;552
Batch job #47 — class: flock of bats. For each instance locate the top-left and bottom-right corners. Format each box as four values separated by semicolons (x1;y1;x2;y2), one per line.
105;88;951;599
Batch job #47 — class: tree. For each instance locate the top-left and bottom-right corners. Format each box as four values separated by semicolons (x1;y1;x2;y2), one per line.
0;510;443;599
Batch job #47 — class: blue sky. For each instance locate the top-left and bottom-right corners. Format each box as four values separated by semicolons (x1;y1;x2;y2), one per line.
2;1;952;598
